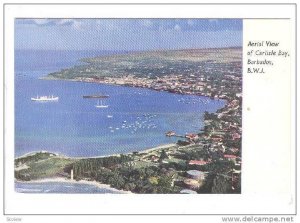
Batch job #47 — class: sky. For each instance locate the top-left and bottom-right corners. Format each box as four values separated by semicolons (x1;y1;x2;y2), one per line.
15;19;242;51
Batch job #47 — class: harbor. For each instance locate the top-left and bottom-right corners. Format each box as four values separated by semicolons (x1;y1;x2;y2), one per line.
15;46;241;194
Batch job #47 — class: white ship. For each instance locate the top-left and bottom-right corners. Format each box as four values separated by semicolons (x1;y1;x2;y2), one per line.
31;95;59;102
95;100;108;108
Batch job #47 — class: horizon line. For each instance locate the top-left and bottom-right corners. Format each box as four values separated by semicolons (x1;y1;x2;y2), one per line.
15;46;243;52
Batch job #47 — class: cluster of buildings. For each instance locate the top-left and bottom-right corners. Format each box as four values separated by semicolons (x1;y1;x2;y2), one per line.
202;96;242;191
72;60;242;103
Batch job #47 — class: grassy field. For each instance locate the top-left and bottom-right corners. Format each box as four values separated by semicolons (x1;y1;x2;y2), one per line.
15;156;75;180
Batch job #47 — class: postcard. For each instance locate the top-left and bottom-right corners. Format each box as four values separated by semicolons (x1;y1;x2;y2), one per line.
1;2;297;220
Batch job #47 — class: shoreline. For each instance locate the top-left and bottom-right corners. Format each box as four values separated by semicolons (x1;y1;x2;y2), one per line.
15;177;132;194
70;143;177;159
15;143;178;160
40;76;228;102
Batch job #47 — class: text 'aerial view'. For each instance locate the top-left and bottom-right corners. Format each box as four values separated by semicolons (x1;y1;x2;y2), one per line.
14;19;242;194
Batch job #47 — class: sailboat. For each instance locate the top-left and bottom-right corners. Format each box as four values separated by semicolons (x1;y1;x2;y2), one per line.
95;100;108;108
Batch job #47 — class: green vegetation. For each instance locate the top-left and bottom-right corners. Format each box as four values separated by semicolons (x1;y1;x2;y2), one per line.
15;152;56;166
71;155;178;193
15;153;74;181
15;146;241;193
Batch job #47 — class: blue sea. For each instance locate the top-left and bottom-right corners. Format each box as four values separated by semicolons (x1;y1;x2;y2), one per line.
15;181;123;194
15;50;226;158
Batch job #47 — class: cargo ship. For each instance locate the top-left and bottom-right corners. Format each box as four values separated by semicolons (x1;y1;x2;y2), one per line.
31;95;59;101
83;95;109;99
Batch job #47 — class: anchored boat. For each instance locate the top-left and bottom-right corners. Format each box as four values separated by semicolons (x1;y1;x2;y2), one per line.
31;95;59;102
95;100;108;108
83;95;109;99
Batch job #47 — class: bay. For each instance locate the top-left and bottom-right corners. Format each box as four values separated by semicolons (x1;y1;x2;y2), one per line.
15;50;225;157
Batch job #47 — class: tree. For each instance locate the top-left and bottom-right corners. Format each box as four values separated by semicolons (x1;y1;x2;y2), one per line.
157;175;174;193
197;173;215;193
109;173;125;189
211;175;232;193
148;176;159;185
158;150;169;163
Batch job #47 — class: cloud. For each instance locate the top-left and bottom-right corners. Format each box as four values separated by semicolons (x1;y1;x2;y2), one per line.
16;19;242;33
31;19;50;25
187;19;195;27
174;24;181;31
140;19;153;28
56;19;74;26
71;20;83;30
18;19;83;29
208;19;219;23
95;20;121;31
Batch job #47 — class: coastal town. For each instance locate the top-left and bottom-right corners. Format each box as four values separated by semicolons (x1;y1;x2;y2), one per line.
15;47;242;194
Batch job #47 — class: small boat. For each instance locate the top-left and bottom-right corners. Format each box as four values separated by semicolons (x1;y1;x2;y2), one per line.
83;95;109;99
95;100;108;108
31;95;59;102
107;115;113;118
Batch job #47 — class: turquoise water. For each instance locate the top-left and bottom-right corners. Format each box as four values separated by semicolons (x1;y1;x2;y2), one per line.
15;50;225;157
15;181;123;194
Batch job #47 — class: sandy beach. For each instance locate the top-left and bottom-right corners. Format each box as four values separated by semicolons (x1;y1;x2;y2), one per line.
68;143;177;160
139;143;177;153
15;177;132;194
